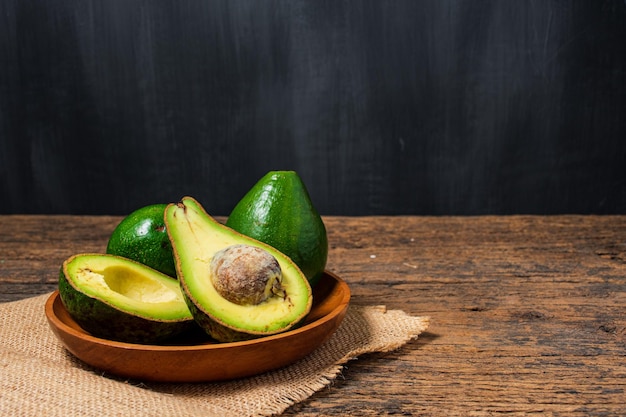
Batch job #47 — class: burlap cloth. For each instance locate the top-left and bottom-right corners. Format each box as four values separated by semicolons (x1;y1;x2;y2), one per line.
0;293;429;417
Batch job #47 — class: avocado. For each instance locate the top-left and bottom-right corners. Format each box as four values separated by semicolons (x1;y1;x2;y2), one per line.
226;171;328;287
58;253;194;344
165;196;313;342
106;203;176;278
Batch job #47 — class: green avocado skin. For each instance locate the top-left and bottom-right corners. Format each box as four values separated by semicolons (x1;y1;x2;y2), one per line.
106;203;177;278
181;293;259;343
181;292;308;343
58;270;194;344
226;171;328;287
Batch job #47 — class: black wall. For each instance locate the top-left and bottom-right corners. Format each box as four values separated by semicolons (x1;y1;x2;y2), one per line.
1;0;625;215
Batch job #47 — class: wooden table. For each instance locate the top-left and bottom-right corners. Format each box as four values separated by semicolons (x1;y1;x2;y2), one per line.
1;215;625;415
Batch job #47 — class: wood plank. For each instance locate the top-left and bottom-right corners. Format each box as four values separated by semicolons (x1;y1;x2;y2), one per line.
1;215;625;415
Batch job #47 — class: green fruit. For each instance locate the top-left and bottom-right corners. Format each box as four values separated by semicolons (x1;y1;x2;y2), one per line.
58;253;194;344
106;204;176;277
165;196;313;343
226;171;328;287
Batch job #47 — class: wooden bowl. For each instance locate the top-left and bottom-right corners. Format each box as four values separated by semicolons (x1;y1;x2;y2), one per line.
45;271;350;383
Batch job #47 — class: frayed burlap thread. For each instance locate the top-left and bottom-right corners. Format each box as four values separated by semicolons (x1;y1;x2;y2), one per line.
0;294;429;417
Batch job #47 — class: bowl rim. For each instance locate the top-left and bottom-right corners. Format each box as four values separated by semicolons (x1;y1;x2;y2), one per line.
45;270;351;352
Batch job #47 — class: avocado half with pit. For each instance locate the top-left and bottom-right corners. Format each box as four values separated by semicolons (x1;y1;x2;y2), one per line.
58;253;195;344
165;196;313;343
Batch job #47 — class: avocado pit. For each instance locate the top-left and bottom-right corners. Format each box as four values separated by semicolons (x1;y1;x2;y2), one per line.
210;244;286;305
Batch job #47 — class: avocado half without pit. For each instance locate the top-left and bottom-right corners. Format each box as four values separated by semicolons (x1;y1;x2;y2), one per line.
165;196;313;343
58;254;195;344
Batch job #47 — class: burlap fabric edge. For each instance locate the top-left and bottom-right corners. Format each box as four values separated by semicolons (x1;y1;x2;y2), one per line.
0;293;430;417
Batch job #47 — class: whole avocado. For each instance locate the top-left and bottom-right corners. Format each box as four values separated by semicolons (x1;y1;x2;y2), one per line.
226;171;328;287
106;203;176;277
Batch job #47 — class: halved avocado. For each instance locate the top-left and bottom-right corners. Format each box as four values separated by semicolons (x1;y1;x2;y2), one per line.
58;253;194;344
165;196;313;342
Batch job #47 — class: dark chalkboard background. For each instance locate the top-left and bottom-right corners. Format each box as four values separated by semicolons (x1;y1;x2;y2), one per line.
1;1;625;215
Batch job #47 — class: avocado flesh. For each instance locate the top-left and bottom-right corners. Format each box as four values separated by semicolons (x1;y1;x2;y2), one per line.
58;253;194;344
165;196;313;342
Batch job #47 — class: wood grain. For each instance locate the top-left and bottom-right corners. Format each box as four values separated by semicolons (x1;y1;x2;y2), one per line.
1;215;625;415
